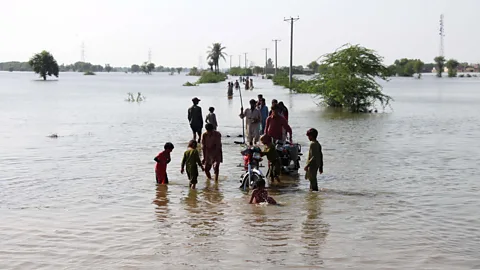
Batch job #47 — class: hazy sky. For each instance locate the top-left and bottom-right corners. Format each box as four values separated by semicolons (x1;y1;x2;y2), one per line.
1;0;479;68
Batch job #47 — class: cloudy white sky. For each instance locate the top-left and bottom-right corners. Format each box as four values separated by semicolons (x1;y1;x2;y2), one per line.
1;0;478;68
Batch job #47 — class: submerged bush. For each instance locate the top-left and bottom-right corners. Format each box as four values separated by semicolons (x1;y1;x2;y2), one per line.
196;72;227;84
84;71;95;75
269;44;392;113
183;81;198;86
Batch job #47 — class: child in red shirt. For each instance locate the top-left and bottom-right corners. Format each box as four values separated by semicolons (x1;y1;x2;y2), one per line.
154;142;174;184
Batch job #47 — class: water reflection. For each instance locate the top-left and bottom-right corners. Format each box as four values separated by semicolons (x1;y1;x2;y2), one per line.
203;179;224;204
184;189;199;213
201;180;226;237
152;185;170;224
301;192;329;266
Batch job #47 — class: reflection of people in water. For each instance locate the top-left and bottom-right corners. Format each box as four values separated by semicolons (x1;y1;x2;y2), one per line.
301;193;329;265
184;189;199;209
203;179;224;205
152;185;170;223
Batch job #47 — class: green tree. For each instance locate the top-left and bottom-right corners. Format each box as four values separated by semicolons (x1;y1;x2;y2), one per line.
176;67;182;74
386;64;396;76
147;63;155;73
141;62;155;74
307;61;320;73
434;56;446;77
266;58;274;69
131;64;140;73
207;43;227;73
188;67;200;76
8;67;13;72
413;60;424;78
311;44;392;112
207;61;214;71
446;59;459;77
253;66;263;75
105;64;112;73
28;50;59;80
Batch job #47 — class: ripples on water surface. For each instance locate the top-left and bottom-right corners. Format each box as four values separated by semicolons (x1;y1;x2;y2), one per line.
1;73;479;269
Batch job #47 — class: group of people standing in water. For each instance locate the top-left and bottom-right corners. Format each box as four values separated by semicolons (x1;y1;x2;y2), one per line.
153;78;324;203
227;76;254;97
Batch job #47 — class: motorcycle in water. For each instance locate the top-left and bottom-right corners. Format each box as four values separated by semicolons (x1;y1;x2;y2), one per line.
239;146;265;190
275;140;302;175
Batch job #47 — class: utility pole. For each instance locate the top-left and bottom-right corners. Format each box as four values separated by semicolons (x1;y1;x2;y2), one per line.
148;48;152;64
272;39;281;75
284;16;299;85
81;42;85;62
439;14;445;57
229;55;233;69
243;53;248;75
263;48;269;75
238;55;241;67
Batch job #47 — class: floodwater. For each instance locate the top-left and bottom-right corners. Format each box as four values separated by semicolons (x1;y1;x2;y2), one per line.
1;72;479;269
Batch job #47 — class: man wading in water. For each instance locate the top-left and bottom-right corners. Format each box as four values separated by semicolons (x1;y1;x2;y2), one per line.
188;97;203;143
265;104;292;143
240;99;262;145
201;123;223;182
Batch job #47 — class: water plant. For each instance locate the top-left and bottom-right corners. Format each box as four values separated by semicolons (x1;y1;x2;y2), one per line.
183;82;198;86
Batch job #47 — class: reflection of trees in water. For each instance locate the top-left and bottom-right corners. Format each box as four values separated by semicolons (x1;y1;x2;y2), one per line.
153;185;170;224
300;193;330;266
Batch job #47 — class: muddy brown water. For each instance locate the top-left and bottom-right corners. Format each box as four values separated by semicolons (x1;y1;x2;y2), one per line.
1;72;479;269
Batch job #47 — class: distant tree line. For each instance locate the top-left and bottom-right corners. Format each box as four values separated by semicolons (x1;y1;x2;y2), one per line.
0;60;186;74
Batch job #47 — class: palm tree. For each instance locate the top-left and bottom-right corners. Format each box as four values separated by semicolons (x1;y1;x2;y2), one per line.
207;43;227;73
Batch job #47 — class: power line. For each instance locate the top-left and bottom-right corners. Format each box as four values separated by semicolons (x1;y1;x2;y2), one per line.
439;14;445;57
243;52;248;69
263;48;269;75
284;16;299;85
81;42;85;62
243;53;248;77
272;39;281;75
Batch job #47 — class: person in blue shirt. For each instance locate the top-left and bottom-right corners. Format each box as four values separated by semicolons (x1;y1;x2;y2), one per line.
258;97;269;135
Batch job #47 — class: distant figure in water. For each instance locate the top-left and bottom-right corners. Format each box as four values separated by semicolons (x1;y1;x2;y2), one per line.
249;179;277;205
250;78;254;90
234;80;240;90
227;82;233;97
154;142;174;184
136;92;143;102
245;77;250;90
181;140;204;190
